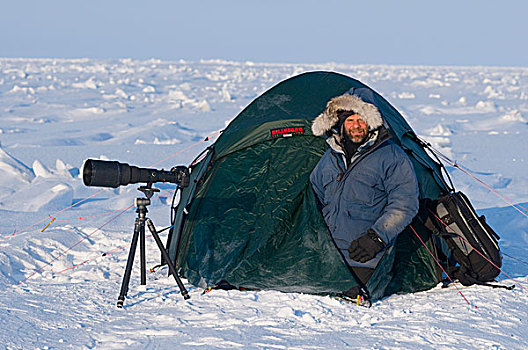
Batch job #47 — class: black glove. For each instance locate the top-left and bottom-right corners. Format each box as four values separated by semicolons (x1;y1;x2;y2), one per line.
348;229;386;263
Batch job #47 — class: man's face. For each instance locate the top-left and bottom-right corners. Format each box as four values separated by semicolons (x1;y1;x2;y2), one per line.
344;114;369;144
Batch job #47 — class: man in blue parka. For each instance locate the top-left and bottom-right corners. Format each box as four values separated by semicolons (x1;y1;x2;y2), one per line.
310;92;419;286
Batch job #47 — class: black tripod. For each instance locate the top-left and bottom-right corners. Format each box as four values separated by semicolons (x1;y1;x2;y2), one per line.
117;184;190;308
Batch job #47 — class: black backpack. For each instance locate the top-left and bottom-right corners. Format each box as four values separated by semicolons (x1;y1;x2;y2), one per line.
424;191;502;286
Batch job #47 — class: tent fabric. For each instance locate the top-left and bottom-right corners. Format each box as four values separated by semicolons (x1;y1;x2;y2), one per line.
167;71;447;298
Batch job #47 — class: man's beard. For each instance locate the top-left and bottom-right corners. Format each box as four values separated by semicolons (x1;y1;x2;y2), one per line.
346;129;368;144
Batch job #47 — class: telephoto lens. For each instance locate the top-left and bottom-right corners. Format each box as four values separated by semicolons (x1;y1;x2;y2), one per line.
83;159;190;188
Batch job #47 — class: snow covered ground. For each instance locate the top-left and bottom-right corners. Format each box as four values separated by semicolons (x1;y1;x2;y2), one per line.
1;58;528;349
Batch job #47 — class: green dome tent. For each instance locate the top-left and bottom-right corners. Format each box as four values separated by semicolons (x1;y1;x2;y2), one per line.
167;71;449;300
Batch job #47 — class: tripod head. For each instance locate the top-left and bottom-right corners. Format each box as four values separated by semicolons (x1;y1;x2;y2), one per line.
137;183;160;199
133;184;160;211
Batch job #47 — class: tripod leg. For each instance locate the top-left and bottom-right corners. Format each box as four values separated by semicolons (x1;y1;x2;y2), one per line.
117;218;141;308
146;218;190;300
140;221;146;285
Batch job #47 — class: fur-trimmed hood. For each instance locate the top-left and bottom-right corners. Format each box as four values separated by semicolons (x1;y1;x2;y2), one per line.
312;93;384;136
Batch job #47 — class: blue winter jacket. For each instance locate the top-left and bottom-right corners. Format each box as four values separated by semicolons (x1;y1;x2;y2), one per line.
310;131;419;269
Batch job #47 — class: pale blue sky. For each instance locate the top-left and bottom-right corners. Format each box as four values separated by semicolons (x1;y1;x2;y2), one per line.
1;0;527;66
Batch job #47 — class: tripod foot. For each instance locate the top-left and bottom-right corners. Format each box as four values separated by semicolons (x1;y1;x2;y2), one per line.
182;289;190;300
117;297;125;308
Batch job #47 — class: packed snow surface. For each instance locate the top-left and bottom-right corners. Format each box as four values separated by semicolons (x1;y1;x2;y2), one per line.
1;58;528;349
